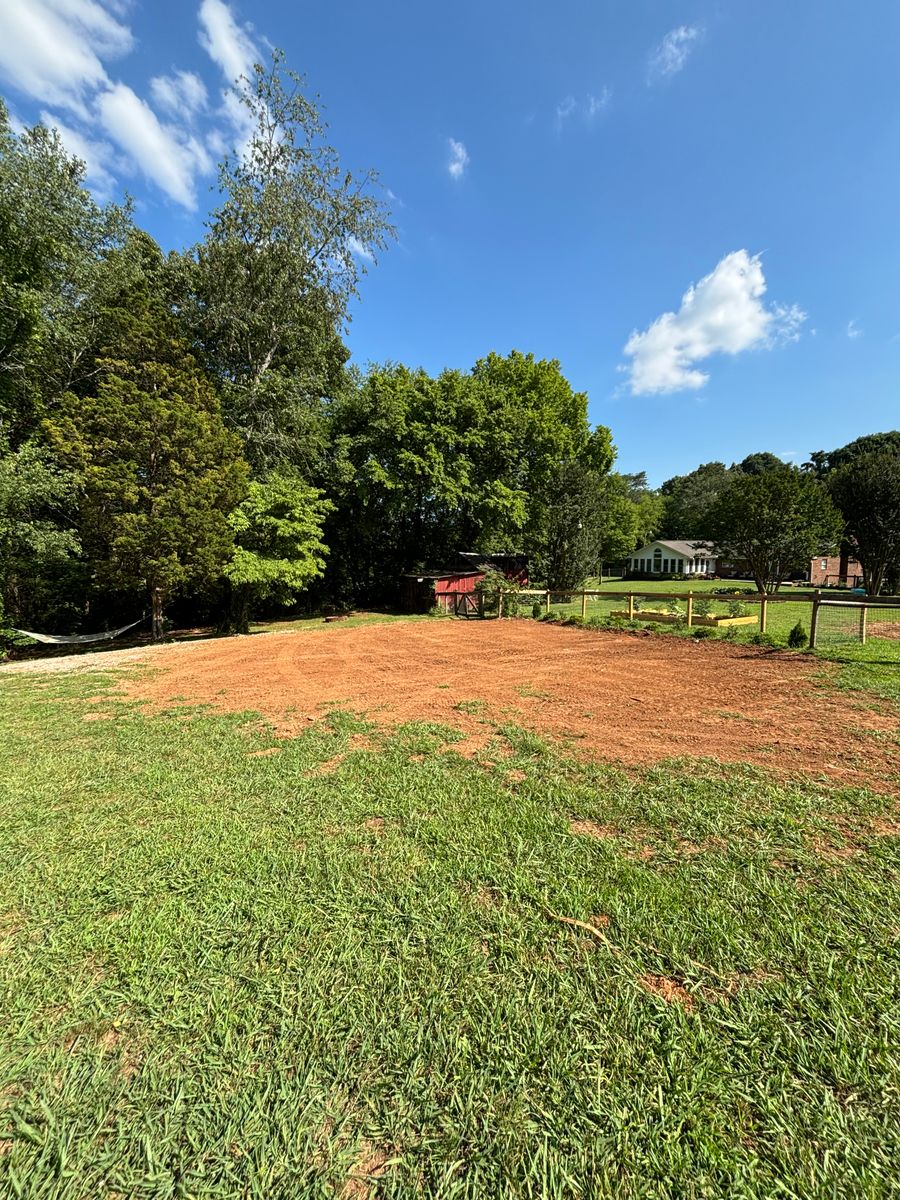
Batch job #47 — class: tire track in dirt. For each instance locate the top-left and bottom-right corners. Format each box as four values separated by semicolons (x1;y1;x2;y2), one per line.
97;621;900;791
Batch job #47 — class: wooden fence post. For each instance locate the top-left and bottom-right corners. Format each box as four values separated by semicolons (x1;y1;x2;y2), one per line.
759;595;768;634
628;593;635;620
809;590;822;649
686;591;694;628
859;605;868;645
498;591;504;619
545;589;551;615
581;591;587;620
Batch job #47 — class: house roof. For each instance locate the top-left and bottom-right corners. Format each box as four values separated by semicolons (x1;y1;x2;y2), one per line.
635;539;716;557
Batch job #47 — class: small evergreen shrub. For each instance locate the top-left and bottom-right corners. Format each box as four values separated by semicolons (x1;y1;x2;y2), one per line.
532;601;543;619
691;626;716;639
787;620;808;649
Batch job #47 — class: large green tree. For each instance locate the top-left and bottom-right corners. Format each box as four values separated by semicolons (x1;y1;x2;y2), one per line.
0;103;131;442
324;353;615;602
828;450;900;595
223;475;332;633
0;436;79;629
46;317;248;639
537;467;637;589
621;472;664;547
806;431;900;477
178;51;394;473
706;468;842;593
659;462;734;538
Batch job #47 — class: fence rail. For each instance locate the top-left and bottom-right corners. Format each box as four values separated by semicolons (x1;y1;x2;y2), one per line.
497;587;900;642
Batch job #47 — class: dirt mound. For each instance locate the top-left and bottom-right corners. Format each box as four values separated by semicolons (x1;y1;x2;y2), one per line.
106;621;897;789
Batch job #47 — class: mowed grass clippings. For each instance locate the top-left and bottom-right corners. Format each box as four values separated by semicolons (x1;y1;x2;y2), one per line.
0;674;898;1197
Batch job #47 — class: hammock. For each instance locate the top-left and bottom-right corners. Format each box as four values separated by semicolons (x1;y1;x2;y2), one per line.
13;615;146;645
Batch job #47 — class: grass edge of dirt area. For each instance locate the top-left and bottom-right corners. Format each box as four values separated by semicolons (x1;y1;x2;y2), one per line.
1;668;899;1196
106;617;900;795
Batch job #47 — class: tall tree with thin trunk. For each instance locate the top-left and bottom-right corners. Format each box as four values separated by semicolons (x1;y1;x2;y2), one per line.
178;50;394;474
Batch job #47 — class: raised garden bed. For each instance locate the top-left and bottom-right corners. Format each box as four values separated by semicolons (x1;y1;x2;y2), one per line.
611;610;759;628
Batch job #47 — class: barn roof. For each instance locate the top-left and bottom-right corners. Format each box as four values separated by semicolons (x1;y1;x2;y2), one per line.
401;569;484;580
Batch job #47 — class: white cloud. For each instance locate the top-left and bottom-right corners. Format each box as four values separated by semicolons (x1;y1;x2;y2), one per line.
447;137;469;180
623;250;807;395
555;95;577;126
150;70;208;119
346;234;374;263
0;0;131;115
847;319;863;339
97;83;211;208
556;89;611;129
198;0;258;85
648;26;702;83
586;87;612;119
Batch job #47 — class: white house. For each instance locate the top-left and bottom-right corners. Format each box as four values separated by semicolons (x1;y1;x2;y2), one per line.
627;539;717;577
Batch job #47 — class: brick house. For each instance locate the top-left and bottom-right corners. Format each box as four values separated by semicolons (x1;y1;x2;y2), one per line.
809;552;863;588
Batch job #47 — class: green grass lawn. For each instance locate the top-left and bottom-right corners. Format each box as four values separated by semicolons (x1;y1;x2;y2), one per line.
250;611;442;636
1;645;899;1197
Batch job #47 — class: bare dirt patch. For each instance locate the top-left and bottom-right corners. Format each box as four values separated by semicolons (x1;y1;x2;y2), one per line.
640;974;696;1011
340;1140;392;1199
88;621;896;788
569;819;617;840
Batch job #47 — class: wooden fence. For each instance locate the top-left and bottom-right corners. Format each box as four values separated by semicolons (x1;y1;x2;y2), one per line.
497;588;900;641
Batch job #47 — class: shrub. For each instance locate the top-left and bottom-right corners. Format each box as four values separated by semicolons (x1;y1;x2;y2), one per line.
693;598;713;618
532;601;543;619
691;626;716;639
727;600;748;617
749;632;777;647
787;620;808;649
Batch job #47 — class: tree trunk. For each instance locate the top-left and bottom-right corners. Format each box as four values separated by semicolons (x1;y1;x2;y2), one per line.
218;581;252;635
150;587;164;641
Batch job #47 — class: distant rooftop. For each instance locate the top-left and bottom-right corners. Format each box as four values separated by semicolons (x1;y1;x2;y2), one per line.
637;539;715;557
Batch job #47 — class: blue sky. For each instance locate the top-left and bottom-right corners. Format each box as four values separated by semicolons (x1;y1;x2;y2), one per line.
1;1;898;485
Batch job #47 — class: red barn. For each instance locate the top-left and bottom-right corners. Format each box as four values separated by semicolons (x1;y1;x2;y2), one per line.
400;552;529;614
400;570;483;614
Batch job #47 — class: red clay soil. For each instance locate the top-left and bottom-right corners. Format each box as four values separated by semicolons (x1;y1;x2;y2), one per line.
115;621;899;790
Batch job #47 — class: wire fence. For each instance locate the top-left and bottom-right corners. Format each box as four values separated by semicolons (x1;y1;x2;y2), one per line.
812;599;900;647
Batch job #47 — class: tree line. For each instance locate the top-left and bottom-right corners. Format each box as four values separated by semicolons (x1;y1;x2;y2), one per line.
658;437;900;594
2;51;899;645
